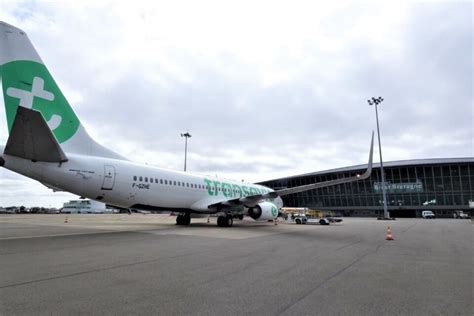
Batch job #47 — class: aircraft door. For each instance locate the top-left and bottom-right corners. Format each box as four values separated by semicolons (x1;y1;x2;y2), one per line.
102;165;116;190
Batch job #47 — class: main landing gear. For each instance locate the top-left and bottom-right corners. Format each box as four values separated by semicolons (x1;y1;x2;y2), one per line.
176;213;191;225
176;213;235;227
217;215;233;227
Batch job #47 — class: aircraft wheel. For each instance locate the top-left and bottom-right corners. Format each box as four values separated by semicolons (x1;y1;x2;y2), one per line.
217;215;233;227
226;216;233;227
176;214;191;225
183;214;191;225
217;216;225;227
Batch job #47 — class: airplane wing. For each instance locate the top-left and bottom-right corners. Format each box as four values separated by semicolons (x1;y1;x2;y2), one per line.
207;191;279;210
208;131;374;211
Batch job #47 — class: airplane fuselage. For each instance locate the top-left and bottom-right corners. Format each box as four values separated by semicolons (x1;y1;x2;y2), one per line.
2;153;281;213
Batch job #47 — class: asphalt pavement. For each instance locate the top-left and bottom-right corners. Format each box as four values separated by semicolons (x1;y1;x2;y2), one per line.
0;215;471;315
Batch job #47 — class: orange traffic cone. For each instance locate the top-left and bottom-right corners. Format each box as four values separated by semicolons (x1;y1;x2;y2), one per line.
64;216;68;223
386;226;394;240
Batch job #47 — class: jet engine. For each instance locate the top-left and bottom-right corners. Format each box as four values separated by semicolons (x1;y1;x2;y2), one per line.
248;202;279;220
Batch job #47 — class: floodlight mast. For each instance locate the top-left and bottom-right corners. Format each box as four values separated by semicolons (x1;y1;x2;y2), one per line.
368;97;390;219
181;132;192;172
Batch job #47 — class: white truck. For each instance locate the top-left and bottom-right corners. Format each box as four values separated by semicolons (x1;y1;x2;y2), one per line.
421;210;436;219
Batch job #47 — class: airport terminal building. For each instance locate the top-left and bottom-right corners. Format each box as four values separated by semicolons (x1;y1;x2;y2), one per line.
259;158;474;218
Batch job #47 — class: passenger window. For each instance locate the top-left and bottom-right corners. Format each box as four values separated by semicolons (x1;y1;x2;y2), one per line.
139;176;143;181
173;181;176;186
133;176;137;181
145;177;148;182
160;179;163;184
178;182;181;186
187;183;189;187
164;180;168;185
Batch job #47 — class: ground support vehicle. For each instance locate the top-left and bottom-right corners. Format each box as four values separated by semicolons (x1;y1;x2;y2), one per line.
453;211;470;219
422;210;436;219
292;215;342;225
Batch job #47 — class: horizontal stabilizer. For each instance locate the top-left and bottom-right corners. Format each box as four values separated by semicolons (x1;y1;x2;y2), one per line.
4;107;68;162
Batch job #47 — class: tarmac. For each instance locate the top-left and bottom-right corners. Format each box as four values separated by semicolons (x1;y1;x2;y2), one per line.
0;214;472;315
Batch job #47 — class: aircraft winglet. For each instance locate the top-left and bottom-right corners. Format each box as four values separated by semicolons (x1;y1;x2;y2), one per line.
275;131;374;196
4;107;68;163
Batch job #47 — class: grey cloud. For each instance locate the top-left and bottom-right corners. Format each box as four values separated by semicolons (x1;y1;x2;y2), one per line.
0;1;472;207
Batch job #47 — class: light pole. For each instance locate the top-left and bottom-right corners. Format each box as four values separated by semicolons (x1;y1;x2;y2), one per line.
368;97;389;219
181;132;192;172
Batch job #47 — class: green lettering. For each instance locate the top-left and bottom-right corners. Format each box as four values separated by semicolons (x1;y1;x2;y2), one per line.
249;187;258;196
222;182;232;198
242;186;249;197
232;184;242;198
213;180;221;196
204;178;214;196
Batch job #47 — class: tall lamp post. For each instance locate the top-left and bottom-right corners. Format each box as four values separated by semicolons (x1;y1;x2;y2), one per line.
181;132;192;172
368;97;389;219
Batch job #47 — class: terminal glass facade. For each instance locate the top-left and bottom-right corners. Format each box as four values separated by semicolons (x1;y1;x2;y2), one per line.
259;159;474;217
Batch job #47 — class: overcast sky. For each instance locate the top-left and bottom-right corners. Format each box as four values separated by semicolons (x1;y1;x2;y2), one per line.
0;0;472;207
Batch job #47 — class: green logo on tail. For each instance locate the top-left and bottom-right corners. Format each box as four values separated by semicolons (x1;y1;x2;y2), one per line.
2;60;80;143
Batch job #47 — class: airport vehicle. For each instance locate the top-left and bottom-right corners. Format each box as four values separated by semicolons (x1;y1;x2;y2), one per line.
285;208;343;225
0;22;373;227
293;214;327;225
421;210;435;219
323;215;343;223
282;207;341;218
453;210;469;219
292;214;342;225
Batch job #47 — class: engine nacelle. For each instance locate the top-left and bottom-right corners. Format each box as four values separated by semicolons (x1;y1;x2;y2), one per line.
248;202;279;220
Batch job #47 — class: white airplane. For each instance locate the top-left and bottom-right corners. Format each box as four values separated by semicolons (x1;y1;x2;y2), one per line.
0;22;374;227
